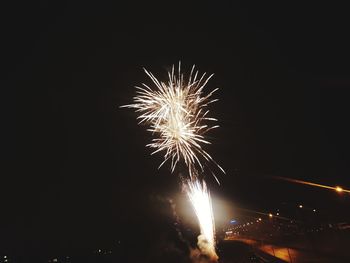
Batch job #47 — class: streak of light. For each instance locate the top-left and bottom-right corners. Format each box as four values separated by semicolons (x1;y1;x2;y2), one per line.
185;178;218;260
272;176;350;193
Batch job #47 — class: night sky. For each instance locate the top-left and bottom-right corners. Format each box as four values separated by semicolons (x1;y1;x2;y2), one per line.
4;0;350;257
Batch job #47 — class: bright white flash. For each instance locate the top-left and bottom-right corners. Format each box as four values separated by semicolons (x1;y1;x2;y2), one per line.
186;179;217;260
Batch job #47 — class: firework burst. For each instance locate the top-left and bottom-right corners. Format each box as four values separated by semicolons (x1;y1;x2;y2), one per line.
122;63;224;179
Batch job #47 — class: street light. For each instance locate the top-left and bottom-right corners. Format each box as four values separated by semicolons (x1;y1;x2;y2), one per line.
336;186;343;193
299;204;303;208
269;213;273;218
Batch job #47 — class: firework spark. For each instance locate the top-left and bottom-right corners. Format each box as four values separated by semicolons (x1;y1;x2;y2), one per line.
122;63;224;179
186;179;218;261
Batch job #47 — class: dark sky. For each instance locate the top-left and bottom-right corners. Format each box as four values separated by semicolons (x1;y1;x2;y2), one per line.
3;0;350;257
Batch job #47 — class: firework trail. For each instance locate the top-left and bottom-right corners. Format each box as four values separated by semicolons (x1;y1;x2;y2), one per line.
186;178;218;261
123;63;223;261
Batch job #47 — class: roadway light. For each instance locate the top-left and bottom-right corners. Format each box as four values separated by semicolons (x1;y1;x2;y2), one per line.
276;212;280;216
299;204;303;208
313;209;316;212
335;186;343;193
269;213;273;218
273;177;350;193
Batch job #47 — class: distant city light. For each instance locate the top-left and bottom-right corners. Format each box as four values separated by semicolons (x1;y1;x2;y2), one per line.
258;218;262;221
230;219;237;224
269;213;273;218
313;209;316;212
276;212;280;216
299;204;303;208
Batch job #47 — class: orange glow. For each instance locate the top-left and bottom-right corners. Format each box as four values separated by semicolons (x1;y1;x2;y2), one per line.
269;213;273;218
272;176;350;193
336;186;343;193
